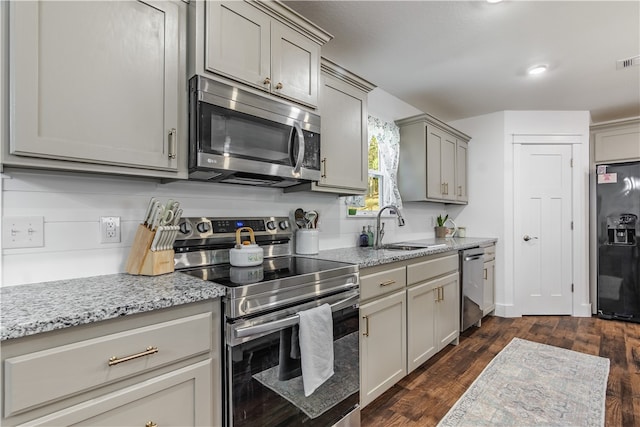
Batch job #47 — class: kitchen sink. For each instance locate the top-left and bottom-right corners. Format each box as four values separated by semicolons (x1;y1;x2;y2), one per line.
380;243;448;251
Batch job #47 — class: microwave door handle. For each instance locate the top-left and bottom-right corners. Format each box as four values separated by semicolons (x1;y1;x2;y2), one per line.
292;121;305;174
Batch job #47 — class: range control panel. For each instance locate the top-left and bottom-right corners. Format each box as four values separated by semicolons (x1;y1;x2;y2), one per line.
175;216;292;241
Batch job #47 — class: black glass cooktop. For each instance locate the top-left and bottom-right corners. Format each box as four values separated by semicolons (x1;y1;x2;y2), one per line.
181;256;355;288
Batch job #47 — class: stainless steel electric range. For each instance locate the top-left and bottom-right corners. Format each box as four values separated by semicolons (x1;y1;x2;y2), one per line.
174;216;361;427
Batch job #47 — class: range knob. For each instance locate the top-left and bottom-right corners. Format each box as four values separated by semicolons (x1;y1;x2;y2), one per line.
279;220;289;230
179;221;193;235
196;221;211;233
266;221;277;230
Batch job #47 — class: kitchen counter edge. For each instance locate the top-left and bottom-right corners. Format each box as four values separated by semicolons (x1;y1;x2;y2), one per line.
0;272;225;341
307;237;498;268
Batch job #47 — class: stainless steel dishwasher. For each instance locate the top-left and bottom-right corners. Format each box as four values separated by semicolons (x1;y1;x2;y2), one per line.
460;247;485;332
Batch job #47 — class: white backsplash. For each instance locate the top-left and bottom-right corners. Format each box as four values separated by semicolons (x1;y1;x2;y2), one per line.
1;169;446;286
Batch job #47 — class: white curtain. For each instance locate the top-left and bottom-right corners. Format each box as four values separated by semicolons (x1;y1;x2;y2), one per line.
367;115;403;208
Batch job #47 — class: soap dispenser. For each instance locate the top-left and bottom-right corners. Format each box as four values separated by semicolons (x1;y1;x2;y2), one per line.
367;225;374;247
359;226;369;247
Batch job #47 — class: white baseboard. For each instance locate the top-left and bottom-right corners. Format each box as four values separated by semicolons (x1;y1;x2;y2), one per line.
574;303;592;317
494;303;521;318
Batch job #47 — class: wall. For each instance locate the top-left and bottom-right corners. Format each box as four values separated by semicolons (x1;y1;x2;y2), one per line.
451;110;591;318
1;88;448;287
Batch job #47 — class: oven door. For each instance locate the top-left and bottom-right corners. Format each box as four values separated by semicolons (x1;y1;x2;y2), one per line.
224;290;360;427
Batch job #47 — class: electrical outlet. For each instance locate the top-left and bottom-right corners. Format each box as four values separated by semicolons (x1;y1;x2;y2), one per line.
100;216;121;243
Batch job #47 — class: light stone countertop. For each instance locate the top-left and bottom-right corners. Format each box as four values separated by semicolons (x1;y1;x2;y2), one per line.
0;272;226;341
307;237;497;268
0;237;496;342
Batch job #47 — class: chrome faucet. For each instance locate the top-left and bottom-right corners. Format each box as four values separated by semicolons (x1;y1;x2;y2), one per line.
374;204;406;249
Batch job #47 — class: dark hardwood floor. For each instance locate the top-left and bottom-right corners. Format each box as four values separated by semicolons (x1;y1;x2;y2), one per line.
361;315;640;426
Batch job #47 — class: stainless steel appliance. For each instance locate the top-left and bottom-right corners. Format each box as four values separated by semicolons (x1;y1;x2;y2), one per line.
174;216;361;426
596;161;640;323
189;76;321;187
460;247;485;332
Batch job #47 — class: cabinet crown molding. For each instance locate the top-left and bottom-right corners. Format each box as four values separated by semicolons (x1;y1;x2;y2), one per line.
396;113;471;142
321;57;376;93
251;1;333;45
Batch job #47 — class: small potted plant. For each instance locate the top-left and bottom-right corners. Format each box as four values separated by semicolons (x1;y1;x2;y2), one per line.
435;214;448;238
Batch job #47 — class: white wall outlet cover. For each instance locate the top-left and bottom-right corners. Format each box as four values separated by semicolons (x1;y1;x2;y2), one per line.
100;216;121;243
2;216;45;249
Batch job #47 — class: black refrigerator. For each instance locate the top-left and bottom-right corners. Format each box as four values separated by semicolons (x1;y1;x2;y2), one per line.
596;161;640;323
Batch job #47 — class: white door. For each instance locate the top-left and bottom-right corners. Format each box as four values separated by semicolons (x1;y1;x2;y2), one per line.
515;144;573;314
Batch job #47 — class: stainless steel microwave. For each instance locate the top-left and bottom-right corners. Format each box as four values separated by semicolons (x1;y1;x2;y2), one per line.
188;76;321;187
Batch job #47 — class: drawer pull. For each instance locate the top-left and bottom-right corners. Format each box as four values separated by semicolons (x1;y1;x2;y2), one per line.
108;346;159;366
380;280;396;287
362;315;369;337
145;422;158;427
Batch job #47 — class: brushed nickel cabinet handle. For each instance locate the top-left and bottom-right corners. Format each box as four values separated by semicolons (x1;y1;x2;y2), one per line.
275;82;283;90
484;268;488;280
108;346;159;366
380;279;396;287
321;157;327;178
145;422;158;427
441;183;445;195
168;128;177;159
362;315;369;336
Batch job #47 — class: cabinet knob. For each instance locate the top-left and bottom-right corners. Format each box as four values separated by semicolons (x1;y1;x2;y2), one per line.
275;82;283;90
145;422;158;427
263;77;271;85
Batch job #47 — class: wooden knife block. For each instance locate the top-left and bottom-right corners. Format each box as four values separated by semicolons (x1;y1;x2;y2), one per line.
126;224;175;276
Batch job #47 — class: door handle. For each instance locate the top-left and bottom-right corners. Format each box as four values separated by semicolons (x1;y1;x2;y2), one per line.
523;235;539;241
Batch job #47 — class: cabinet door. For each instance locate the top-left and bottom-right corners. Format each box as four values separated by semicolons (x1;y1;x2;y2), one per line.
271;21;320;107
483;259;496;316
206;1;271;89
456;140;468;202
21;361;213;427
316;72;368;191
360;291;406;408
594;125;640;163
426;126;444;200
407;282;437;373
10;1;180;171
441;133;457;201
436;273;460;350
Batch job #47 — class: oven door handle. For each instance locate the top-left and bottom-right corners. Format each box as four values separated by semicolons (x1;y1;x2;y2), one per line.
234;293;360;339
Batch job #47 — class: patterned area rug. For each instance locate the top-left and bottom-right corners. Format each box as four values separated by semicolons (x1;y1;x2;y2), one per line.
438;337;610;427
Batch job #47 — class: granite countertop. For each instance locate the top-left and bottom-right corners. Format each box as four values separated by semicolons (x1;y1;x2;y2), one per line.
0;272;225;341
1;237;496;342
309;237;497;268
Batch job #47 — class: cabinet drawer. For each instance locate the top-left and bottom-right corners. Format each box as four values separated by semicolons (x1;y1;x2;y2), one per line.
5;313;212;416
16;360;212;427
483;245;496;262
360;266;406;302
407;254;458;285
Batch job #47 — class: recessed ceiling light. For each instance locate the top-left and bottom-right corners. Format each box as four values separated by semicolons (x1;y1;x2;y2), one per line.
527;64;548;75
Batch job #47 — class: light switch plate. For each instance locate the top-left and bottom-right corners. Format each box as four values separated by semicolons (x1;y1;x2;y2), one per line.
2;216;45;249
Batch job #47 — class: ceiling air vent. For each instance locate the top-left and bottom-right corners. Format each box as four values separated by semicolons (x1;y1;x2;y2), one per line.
616;55;640;70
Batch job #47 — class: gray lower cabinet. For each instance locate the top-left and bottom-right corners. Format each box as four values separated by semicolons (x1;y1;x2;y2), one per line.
359;252;460;408
482;243;496;316
0;301;220;427
5;0;187;178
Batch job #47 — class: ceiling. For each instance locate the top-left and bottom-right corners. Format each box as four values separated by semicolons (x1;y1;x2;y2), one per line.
283;1;640;124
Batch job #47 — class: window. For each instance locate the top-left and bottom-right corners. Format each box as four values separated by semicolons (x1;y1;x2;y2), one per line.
345;116;402;216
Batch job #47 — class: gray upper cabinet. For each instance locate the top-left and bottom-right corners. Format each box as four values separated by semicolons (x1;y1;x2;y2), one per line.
397;114;471;204
5;0;187;178
591;118;640;163
198;1;331;108
287;58;375;195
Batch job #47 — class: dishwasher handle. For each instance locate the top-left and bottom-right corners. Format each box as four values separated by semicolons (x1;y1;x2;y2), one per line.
464;254;484;261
